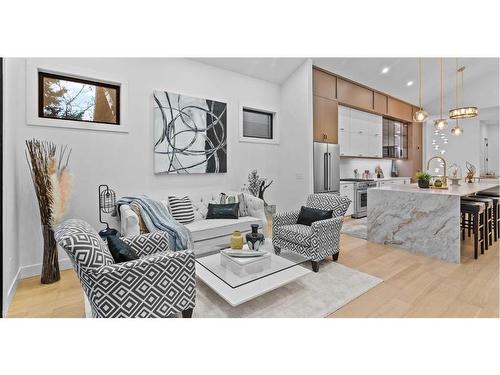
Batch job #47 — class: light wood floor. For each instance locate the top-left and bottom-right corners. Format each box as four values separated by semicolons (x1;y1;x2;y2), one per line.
7;231;499;318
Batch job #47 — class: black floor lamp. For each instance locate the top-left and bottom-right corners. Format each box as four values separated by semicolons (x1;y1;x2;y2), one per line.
98;184;118;239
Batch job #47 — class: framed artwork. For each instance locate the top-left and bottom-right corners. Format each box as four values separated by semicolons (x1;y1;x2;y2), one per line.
153;90;227;174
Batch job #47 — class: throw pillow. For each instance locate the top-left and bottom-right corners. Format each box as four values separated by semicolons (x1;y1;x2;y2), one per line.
206;203;240;219
107;235;140;263
237;193;249;216
296;206;333;226
130;202;149;234
219;192;248;217
168;196;195;224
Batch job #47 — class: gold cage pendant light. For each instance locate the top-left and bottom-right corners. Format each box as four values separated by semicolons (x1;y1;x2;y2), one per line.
434;58;448;130
413;58;428;122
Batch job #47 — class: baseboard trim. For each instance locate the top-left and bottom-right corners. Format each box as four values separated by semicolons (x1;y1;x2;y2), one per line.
19;258;73;279
3;267;21;318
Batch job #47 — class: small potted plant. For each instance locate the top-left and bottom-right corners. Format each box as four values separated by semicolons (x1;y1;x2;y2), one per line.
416;172;431;188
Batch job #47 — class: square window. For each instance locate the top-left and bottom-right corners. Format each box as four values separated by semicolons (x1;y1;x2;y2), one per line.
38;71;120;125
242;108;274;140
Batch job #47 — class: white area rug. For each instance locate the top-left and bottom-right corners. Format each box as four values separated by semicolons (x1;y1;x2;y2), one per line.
193;261;382;318
83;260;382;318
341;217;368;240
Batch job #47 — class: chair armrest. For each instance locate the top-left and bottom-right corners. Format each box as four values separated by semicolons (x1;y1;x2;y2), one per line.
272;210;300;228
87;250;196;318
120;204;140;237
310;216;343;256
243;193;269;236
122;231;170;257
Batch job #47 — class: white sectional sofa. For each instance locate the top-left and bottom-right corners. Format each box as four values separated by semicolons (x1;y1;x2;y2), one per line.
119;192;268;256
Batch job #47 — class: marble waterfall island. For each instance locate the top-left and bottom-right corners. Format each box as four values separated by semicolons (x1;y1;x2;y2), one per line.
367;183;499;263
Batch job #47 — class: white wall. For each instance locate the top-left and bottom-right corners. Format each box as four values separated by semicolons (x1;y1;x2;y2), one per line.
2;60;21;316
480;122;499;175
340;158;393;179
278;59;314;210
5;58;296;292
423;115;482;174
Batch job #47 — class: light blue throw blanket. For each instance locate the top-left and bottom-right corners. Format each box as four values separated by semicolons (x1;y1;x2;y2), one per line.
116;196;193;251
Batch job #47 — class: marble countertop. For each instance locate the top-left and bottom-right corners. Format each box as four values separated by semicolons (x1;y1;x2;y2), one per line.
340;177;411;183
372;182;499;196
373;177;411;181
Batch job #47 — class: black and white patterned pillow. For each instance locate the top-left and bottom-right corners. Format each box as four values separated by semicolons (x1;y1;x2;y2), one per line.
168;196;195;224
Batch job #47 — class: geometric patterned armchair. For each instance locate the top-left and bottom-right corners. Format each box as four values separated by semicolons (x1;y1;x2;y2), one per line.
54;219;196;318
272;194;351;272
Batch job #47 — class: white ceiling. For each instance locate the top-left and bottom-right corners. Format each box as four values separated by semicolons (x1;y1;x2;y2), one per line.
313;58;499;119
193;57;499;123
192;58;306;84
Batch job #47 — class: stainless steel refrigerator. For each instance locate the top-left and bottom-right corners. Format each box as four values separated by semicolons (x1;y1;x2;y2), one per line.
313;142;340;193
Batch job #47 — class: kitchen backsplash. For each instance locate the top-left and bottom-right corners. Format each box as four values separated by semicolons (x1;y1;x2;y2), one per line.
340;158;392;179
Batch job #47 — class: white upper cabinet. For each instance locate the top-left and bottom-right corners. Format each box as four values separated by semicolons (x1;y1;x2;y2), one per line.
337;105;382;158
338;105;351;156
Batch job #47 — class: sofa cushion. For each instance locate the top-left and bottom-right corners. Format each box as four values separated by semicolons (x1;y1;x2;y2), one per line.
130;202;149;234
168;196;195;224
297;206;333;226
184;192;246;221
184;216;263;243
54;219;115;271
206;203;239;219
106;235;139;263
274;224;312;247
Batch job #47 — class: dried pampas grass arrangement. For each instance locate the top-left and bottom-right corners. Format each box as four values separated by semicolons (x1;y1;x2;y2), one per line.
26;139;73;284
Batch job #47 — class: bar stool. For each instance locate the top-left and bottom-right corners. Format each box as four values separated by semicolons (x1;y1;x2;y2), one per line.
462;196;494;249
476;193;500;242
460;201;485;259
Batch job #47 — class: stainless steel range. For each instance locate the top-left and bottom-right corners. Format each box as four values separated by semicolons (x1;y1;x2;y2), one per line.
340;178;378;218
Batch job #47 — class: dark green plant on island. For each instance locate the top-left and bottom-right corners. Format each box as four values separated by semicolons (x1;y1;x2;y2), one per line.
415;172;432;181
415;172;432;188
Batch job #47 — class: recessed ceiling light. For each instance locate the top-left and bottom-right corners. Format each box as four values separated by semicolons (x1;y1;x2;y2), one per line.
407;81;414;86
381;67;390;74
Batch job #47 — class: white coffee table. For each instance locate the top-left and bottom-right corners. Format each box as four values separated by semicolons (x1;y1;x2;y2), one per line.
195;239;311;307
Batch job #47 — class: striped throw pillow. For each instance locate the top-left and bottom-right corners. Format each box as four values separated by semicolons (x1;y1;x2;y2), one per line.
168;196;195;224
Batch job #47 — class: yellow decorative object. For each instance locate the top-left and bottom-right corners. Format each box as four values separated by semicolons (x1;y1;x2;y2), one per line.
230;230;244;249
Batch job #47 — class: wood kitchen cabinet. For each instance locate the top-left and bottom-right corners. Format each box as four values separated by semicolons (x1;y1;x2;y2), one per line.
387;97;413;122
313;95;338;143
397;122;423;182
373;92;387;114
313;68;336;100
337;78;373;112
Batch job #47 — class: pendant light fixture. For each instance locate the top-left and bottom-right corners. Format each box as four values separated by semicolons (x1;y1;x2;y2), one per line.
413;58;428;122
449;59;478;119
450;59;465;135
451;120;464;136
434;58;448;130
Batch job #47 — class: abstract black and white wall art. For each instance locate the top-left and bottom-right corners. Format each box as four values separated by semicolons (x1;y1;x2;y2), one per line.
153;90;227;174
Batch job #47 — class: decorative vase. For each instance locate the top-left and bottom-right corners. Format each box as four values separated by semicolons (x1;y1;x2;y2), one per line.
246;224;264;251
41;224;60;284
230;230;244;249
418;180;429;188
